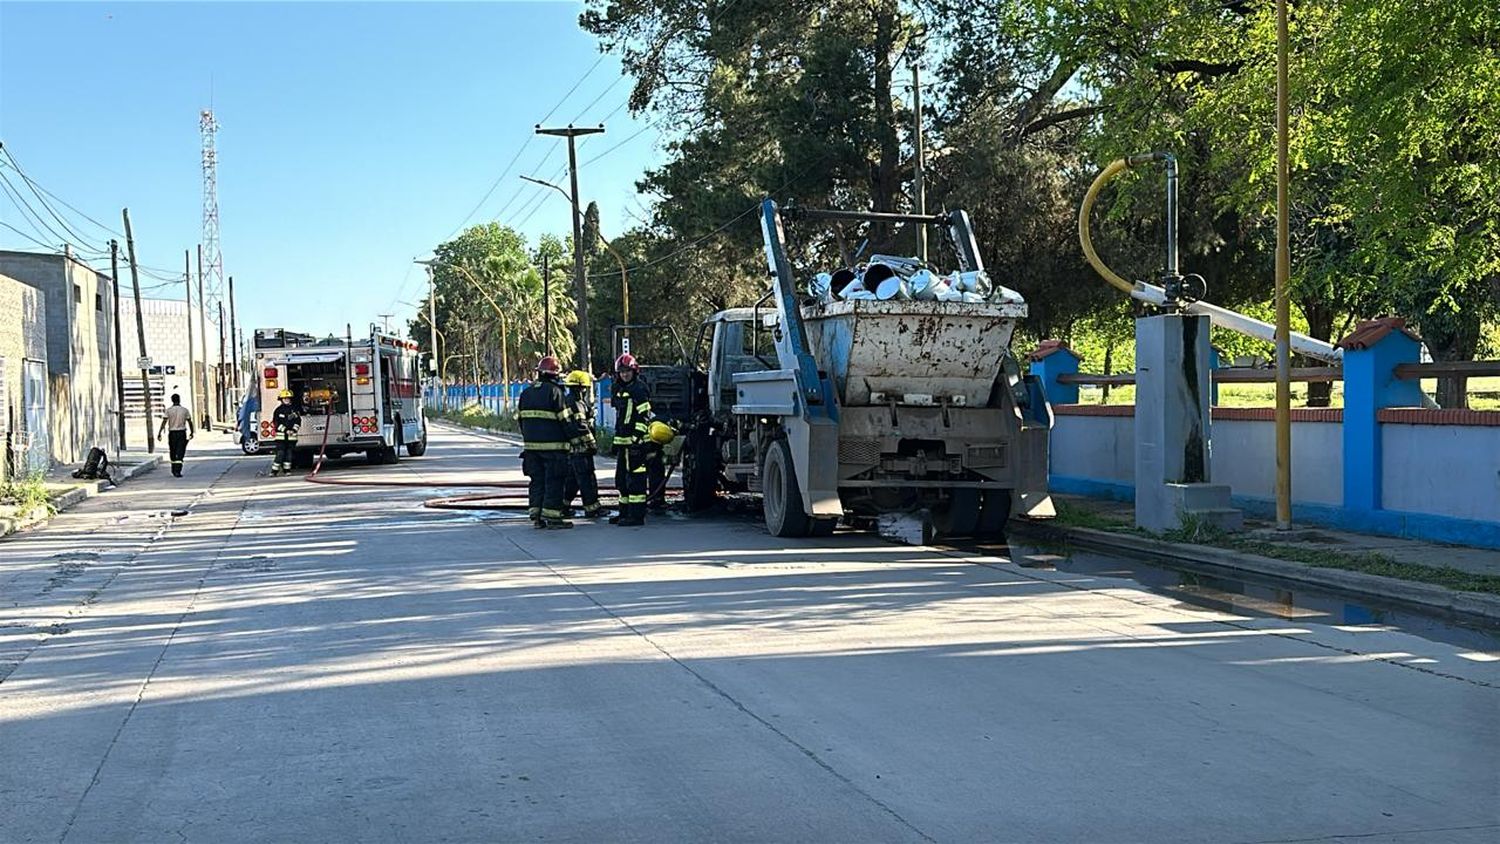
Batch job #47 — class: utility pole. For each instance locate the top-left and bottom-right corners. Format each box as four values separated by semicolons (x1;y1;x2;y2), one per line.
912;52;928;264
217;301;227;420
110;240;125;452
536;124;604;371
1274;0;1292;530
123;209;154;453
228;275;240;395
541;253;551;357
184;249;197;420
196;244;212;428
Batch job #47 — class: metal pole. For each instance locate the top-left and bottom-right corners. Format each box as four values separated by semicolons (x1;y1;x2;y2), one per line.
184;249;196;420
228;275;240;395
122;209;154;453
110;240;125;452
542;252;552;357
1274;0;1293;530
912;56;927;264
217;301;227;421
196;244;212;428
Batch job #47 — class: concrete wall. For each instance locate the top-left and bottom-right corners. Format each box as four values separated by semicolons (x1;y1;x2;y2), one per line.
0;251;119;464
1051;410;1345;508
120;296;223;437
1051;413;1134;484
1382;423;1500;522
1210;419;1344;506
0;274;48;479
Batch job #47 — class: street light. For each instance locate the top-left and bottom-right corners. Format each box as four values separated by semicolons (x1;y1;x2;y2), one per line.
416;258;516;413
521;175;630;352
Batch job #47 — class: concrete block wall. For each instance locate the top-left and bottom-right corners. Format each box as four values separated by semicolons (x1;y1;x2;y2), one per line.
0;274;48;479
120;297;222;431
1382;422;1500;522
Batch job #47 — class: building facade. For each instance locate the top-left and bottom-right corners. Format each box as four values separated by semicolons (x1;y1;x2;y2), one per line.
0;250;119;467
0;272;50;479
118;296;224;447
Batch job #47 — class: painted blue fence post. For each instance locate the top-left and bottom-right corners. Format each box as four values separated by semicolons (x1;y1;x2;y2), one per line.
1341;318;1423;512
1208;346;1221;406
1028;340;1081;405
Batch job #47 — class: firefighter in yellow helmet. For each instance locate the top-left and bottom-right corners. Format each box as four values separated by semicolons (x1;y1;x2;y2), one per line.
518;355;588;529
560;369;608;519
269;389;300;476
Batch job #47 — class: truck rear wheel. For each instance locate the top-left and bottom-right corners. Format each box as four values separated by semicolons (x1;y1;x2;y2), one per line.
977;490;1012;539
762;438;811;538
406;421;428;457
933;489;981;538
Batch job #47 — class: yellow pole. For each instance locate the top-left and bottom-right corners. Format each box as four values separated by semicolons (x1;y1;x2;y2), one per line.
1274;0;1293;530
598;231;629;328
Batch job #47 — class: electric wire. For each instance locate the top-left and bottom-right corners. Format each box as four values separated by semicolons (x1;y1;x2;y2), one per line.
0;150;100;247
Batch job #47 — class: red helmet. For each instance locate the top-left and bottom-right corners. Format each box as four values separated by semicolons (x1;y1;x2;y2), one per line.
615;353;639;373
536;355;561;375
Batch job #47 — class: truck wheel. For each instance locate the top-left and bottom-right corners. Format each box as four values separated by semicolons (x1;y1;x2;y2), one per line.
406;419;428;457
762;438;811;538
682;430;720;512
291;450;315;470
809;517;838;537
977;490;1012;540
933;489;981;538
241;438;263;456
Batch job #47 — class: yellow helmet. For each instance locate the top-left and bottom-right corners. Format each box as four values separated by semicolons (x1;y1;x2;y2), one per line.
278;389;294;399
564;369;593;388
649;420;676;445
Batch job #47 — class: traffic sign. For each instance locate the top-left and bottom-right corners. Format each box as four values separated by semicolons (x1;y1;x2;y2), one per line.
136;356;152;370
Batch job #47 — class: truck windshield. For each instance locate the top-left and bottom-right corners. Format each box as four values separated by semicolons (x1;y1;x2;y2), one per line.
287;362;348;415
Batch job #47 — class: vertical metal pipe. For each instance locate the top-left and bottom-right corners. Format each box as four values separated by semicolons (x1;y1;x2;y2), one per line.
1274;0;1293;530
1164;155;1179;280
912;56;927;264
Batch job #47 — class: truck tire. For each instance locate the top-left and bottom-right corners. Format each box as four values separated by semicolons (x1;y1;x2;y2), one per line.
682;430;719;512
406;418;428;457
977;490;1012;539
809;517;838;537
762;438;811;538
933;489;981;538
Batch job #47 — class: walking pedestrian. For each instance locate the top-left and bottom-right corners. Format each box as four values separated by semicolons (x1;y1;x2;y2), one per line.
560;369;608;519
269;388;301;476
519;356;587;530
156;393;195;478
610;353;654;526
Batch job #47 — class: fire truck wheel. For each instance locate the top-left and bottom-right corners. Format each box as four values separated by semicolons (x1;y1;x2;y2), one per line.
976;490;1012;539
406;437;427;457
933;489;981;538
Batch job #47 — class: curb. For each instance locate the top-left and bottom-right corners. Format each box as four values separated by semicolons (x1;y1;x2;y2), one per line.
1009;521;1500;628
0;456;164;538
430;418;524;445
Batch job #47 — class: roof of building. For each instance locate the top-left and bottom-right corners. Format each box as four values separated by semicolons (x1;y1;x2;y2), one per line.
1337;316;1422;350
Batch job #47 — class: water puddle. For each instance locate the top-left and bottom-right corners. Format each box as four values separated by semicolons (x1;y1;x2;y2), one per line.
1004;543;1500;654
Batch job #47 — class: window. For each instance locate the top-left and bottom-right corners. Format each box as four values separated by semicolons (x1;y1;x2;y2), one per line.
95;292;103;312
73;284;82;304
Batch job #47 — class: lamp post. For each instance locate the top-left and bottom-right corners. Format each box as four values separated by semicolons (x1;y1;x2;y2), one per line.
417;258;515;413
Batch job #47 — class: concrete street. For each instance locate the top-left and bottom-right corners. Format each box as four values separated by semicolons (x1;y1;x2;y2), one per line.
2;424;1497;843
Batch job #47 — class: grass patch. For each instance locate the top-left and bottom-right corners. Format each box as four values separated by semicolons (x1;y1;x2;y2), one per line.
428;403;519;434
1;472;57;517
1050;497;1500;596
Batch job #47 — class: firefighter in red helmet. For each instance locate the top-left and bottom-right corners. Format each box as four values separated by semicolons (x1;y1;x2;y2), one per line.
518;355;588;529
610;352;654;526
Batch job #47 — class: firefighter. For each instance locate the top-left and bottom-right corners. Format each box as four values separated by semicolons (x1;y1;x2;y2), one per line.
560;369;608;519
269;389;300;476
156;393;194;477
609;352;653;526
518;355;586;529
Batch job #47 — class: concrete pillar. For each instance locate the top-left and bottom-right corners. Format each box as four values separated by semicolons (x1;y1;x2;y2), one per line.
1028;340;1080;405
1134;314;1239;532
1340;318;1423;512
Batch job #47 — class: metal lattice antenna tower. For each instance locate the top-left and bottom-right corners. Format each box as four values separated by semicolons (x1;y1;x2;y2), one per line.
200;109;223;301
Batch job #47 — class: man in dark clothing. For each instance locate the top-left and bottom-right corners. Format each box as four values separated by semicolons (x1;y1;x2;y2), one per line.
157;393;195;477
269;389;300;476
610;352;654;526
560;370;608;519
519;355;587;530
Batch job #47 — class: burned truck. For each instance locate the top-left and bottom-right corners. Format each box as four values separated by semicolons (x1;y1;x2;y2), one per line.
674;201;1053;539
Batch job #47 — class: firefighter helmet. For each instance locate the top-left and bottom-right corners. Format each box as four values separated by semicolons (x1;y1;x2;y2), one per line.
649;420;676;445
536;355;561;375
278;389;294;400
564;369;593;388
614;352;639;373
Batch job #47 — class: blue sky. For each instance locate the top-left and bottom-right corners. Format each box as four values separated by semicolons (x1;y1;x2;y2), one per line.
0;1;664;337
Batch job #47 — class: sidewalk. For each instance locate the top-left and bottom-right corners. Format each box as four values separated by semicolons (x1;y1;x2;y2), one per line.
1010;495;1500;626
0;451;163;538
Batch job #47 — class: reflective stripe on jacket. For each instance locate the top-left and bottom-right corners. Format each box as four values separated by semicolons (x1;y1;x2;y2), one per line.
272;404;301;442
519;378;584;451
611;379;653;447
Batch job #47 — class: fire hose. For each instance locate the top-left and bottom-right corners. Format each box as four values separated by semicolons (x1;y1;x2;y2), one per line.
298;418;680;513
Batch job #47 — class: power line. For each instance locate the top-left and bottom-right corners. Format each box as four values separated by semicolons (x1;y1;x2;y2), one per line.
0;171;78;247
0;219;56;250
0;149;100;248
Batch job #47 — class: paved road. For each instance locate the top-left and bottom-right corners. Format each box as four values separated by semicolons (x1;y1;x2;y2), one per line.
3;424;1497;843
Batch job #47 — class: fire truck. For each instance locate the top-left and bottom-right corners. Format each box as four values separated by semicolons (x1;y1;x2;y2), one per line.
252;326;428;467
